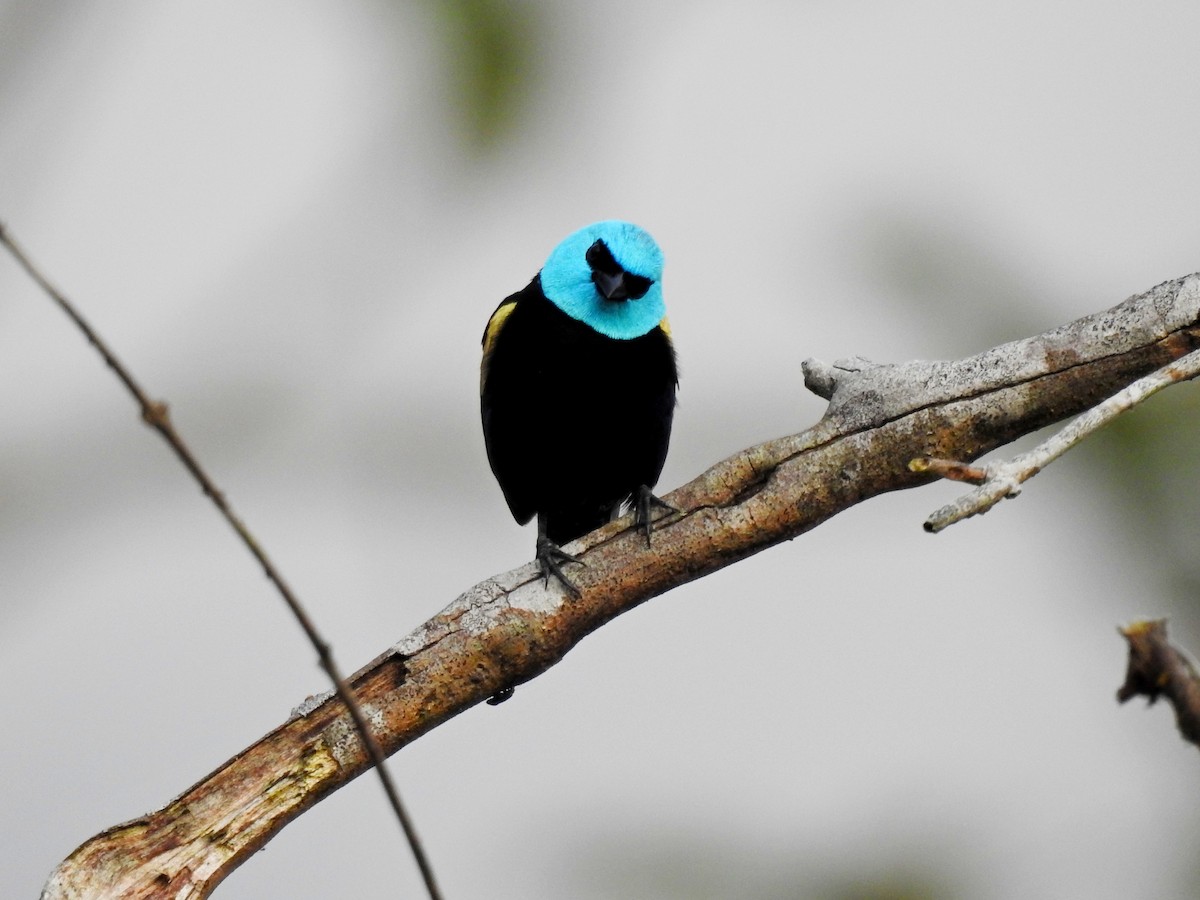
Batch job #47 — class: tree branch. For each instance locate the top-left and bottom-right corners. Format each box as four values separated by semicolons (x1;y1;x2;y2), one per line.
44;274;1200;898
1117;619;1200;750
916;346;1200;531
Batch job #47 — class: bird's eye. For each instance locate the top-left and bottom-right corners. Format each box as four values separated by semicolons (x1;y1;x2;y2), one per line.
624;274;653;300
587;238;654;300
585;239;621;276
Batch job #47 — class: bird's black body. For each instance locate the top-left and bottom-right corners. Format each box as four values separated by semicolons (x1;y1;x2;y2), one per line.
481;275;677;545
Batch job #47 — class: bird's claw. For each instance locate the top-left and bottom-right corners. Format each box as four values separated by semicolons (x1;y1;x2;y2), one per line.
535;535;584;597
634;485;677;547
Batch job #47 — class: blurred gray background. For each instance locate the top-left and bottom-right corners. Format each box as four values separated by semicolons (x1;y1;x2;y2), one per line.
3;2;1200;898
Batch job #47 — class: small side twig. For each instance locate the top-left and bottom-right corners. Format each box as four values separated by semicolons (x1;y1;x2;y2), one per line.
0;223;442;900
908;457;989;485
1117;619;1200;750
918;346;1200;533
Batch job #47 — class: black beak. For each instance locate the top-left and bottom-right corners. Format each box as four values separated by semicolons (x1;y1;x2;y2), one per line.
593;269;630;301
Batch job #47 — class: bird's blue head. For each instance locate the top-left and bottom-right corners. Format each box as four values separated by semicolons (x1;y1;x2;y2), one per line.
539;220;666;340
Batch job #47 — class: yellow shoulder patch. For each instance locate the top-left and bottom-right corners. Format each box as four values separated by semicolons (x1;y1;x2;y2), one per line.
658;315;672;339
482;299;518;356
480;299;519;393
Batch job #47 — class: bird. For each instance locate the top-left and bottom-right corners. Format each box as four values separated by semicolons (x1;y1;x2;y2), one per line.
480;220;678;595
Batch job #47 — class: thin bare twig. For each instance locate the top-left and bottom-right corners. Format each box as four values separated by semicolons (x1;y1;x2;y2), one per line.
1118;619;1200;750
0;222;442;900
920;346;1200;532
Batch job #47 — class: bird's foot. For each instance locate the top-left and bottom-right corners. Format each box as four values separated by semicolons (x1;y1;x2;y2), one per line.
634;485;677;547
536;534;584;597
